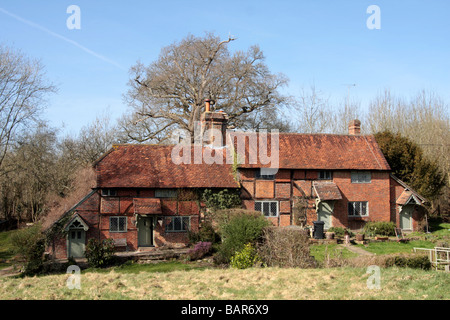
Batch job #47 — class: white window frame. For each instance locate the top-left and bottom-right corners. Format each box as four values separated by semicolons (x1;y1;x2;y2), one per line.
109;216;127;233
102;189;117;197
255;168;276;180
348;201;369;217
351;171;371;184
155;189;177;198
318;171;332;180
165;216;190;233
255;201;279;217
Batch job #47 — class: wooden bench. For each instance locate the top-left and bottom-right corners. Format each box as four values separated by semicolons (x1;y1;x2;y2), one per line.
113;238;128;252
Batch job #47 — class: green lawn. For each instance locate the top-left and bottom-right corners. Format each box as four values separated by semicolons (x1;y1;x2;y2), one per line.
310;244;359;261
0;230;17;270
428;220;450;237
355;240;436;255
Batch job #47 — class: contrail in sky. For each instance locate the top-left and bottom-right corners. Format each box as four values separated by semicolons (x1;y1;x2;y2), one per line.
0;7;126;71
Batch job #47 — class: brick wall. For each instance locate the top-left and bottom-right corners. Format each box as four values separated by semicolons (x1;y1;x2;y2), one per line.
390;177;425;231
51;188;204;259
333;171;391;230
239;168;393;230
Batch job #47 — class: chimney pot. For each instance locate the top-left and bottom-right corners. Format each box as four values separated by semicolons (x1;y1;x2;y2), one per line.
348;119;361;135
204;99;211;112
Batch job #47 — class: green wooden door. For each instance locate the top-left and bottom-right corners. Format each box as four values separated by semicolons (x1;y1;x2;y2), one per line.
400;205;413;230
318;201;333;230
138;216;153;247
68;229;85;258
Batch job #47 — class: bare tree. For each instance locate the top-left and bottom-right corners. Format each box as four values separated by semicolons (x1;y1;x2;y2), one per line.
367;89;450;212
0;44;56;169
329;97;362;134
293;85;331;133
76;110;118;164
123;33;289;142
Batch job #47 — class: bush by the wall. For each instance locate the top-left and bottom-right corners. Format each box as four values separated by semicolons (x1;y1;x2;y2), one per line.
363;221;396;236
327;227;354;238
214;210;270;264
85;238;115;268
385;254;431;270
257;227;317;268
202;189;242;213
230;243;262;269
188;221;220;245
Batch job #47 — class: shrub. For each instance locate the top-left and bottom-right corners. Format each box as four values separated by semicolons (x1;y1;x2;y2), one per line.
85;238;115;268
10;224;45;276
327;227;354;238
186;241;212;261
385;254;431;270
257;227;317;268
202;189;241;212
363;221;396;236
214;210;270;264
211;208;261;231
188;221;220;245
230;243;262;269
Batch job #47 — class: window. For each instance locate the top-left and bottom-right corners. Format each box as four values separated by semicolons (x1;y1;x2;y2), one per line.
102;189;117;196
110;216;127;232
348;201;368;217
155;189;177;198
166;216;190;232
319;171;332;180
255;169;275;180
351;171;371;183
255;201;278;217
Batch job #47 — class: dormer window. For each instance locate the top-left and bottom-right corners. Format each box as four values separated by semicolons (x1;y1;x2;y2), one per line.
255;168;276;180
319;171;332;180
101;189;117;197
351;171;371;184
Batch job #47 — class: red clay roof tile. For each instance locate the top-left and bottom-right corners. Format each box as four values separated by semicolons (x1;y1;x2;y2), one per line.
95;145;239;189
229;132;390;170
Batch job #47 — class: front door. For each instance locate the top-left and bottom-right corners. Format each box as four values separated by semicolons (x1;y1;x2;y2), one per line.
317;201;333;230
400;205;413;230
138;216;153;247
68;229;85;258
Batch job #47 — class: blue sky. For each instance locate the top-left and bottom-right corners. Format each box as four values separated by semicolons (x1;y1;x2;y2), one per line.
1;0;449;136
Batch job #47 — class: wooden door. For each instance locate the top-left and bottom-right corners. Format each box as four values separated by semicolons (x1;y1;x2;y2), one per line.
400;205;413;230
68;229;85;258
138;216;153;247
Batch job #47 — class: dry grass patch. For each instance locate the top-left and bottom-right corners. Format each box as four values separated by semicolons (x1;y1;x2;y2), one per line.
0;267;448;300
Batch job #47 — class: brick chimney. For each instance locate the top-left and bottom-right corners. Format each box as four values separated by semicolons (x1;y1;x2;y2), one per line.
200;99;228;147
348;119;361;135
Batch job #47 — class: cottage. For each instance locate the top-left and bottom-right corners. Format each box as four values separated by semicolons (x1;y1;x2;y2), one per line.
44;102;427;259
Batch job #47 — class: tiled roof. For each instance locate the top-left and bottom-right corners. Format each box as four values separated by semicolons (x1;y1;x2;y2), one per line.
228;132;391;170
313;181;343;201
95;144;239;189
390;174;427;204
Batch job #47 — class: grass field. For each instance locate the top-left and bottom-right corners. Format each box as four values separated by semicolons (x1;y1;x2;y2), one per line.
310;244;359;261
0;230;17;270
355;240;436;255
0;264;448;300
